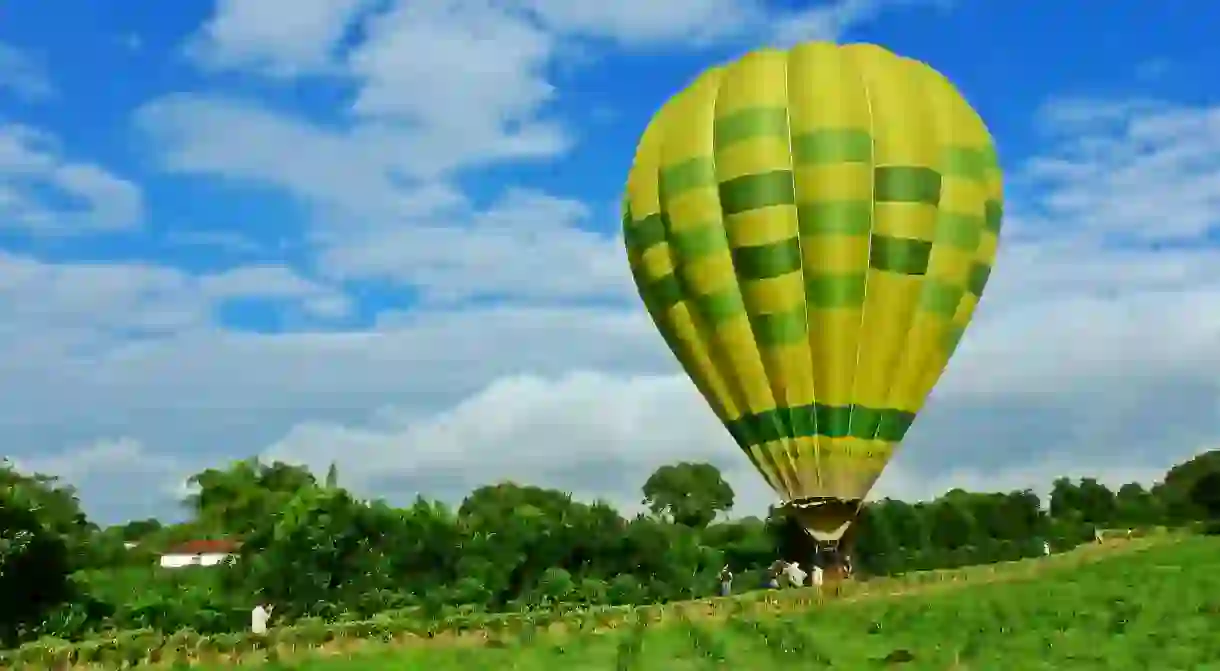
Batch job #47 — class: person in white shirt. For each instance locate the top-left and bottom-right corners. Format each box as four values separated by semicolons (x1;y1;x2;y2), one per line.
1043;540;1052;556
251;603;273;635
808;564;824;587
783;561;807;587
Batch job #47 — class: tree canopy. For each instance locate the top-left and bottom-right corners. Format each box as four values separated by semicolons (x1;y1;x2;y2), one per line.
641;461;734;528
2;449;1218;651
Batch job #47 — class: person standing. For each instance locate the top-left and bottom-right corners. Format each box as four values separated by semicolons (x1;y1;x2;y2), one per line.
718;565;733;597
784;561;807;587
251;602;273;635
767;559;785;589
809;563;824;587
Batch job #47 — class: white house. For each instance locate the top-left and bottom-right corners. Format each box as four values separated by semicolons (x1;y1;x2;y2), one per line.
159;539;240;568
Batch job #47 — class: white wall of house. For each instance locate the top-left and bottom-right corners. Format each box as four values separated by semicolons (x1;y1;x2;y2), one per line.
159;552;235;568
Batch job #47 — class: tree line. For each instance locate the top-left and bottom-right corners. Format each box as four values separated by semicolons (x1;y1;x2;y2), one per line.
3;450;1219;650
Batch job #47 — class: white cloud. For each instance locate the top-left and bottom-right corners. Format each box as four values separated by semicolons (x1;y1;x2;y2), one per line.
0;124;143;233
316;189;630;303
185;0;379;77
260;368;1218;514
199;264;351;317
247;95;1220;516
511;0;756;45
1022;98;1220;242
0;42;55;101
11;438;193;523
140;0;947;310
11;0;1220;528
0;252;349;357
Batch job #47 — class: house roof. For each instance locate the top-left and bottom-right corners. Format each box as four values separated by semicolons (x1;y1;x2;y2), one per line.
162;539;240;555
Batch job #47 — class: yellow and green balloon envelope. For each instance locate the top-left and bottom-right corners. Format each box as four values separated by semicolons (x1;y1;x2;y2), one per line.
622;42;1002;543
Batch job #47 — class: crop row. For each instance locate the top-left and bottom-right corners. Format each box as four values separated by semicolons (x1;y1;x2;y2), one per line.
0;533;1164;669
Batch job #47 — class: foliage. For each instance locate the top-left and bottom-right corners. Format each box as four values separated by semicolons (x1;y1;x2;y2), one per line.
641;462;735;528
0;482;76;647
1;449;1219;658
0;530;1202;669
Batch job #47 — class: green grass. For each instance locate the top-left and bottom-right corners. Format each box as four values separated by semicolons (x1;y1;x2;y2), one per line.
186;535;1220;670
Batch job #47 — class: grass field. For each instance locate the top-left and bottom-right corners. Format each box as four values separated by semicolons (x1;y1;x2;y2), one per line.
180;534;1220;670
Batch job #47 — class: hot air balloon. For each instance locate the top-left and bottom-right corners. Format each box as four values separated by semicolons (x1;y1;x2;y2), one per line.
622;42;1002;566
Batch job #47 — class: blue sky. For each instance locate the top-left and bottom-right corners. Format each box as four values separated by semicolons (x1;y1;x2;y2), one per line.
2;0;1219;525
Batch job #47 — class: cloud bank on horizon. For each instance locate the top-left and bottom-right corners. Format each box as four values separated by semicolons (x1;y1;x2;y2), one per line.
2;0;1219;524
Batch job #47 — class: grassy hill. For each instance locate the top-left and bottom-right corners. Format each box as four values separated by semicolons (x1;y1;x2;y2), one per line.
172;533;1218;670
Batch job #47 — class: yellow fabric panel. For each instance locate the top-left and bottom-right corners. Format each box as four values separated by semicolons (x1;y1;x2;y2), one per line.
977;229;999;262
818;437;892;499
714;49;789;113
793;164;873;200
791;435;821;495
843;51;937;411
852;272;925;409
741;272;804;313
713;316;777;414
787;47;871;429
684;255;737;295
726;206;800;247
660;68;723;161
940;175;986;215
654;66;765;432
765;342;816;413
628;245;739;428
664;191;720;232
715;138;793;182
639;242;674;278
787;42;872;132
844;45;935;165
714;47;808;431
807;308;862;407
883;64;988;414
800;235;871;273
626;96;753;436
873;202;938;240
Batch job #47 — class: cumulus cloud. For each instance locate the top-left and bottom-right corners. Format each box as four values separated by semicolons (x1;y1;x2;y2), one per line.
11;438;194;523
0;124;143;233
315;189;630;303
251;95;1220;517
137;0;939;307
184;0;380;77
8;1;1220;527
25;87;1220;521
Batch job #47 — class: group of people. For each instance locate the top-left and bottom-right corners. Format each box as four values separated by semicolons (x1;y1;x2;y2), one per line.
717;551;852;596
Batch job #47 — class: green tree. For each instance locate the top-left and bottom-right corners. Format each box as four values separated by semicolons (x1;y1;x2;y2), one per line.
1049;477;1081;519
0;460;95;567
1114;482;1162;526
186;458;318;536
1075;478;1117;526
117;518;162;541
1155;450;1220;522
855;502;900;574
232;485;398;618
0;483;76;647
929;494;980;550
641;462;734;528
1188;470;1220;531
